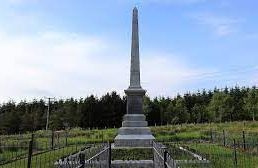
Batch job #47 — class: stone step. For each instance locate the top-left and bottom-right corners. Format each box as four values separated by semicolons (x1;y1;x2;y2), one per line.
111;160;153;168
118;127;151;135
122;121;148;127
123;114;146;121
114;135;154;147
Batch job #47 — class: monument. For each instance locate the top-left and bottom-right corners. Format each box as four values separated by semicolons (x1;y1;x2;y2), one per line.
114;7;155;147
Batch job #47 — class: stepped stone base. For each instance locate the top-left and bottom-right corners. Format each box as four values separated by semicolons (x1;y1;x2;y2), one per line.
122;121;148;127
114;135;154;147
112;160;153;168
118;127;152;135
114;114;155;147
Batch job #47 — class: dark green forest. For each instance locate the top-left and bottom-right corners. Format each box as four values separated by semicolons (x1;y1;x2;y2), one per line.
0;86;258;134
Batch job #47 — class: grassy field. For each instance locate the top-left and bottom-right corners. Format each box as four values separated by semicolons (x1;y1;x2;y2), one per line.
1;145;85;168
192;143;258;167
0;121;258;167
152;121;258;141
0;128;117;166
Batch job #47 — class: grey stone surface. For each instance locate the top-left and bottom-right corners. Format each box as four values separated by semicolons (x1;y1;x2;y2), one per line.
130;7;141;89
115;134;155;140
118;127;152;135
122;121;147;127
114;135;154;147
123;114;146;121
115;115;155;147
114;7;155;148
112;160;153;168
126;94;144;114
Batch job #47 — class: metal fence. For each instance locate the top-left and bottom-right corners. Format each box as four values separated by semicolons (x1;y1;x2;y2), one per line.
164;140;258;168
0;131;109;168
153;141;177;168
0;129;113;166
208;130;258;152
0;131;74;166
55;143;111;168
0;144;88;168
1;128;258;168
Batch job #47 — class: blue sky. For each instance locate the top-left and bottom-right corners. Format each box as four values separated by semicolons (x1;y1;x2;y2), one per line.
0;0;258;102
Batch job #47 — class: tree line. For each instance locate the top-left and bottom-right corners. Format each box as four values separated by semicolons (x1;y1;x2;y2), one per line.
0;86;258;134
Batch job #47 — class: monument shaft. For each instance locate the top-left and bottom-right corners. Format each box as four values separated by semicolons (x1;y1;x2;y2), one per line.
130;7;141;88
114;7;154;147
125;7;146;115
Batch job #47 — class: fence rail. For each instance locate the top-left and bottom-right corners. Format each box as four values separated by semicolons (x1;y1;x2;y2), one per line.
0;129;110;168
153;141;177;168
164;140;258;168
55;142;111;168
206;130;258;152
0;129;114;166
1;128;258;168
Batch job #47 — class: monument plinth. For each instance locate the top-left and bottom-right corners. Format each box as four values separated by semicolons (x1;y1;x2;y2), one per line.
114;7;155;147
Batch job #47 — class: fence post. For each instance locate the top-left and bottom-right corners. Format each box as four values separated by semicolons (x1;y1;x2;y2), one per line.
79;152;85;168
65;131;68;147
223;130;226;146
27;133;34;168
210;128;213;142
233;139;237;167
0;137;2;152
108;142;111;168
242;131;246;150
102;130;104;143
164;150;168;168
51;130;54;150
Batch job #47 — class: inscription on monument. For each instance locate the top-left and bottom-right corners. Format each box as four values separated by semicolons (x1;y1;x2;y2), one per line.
127;96;143;114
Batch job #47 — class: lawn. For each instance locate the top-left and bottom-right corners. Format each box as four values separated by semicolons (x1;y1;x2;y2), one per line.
0;121;258;167
0;145;84;168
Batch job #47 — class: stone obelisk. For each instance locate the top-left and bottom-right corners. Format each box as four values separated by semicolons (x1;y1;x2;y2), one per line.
114;7;155;147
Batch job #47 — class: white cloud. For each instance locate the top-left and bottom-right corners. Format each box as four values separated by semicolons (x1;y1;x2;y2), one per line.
0;31;207;102
191;12;240;36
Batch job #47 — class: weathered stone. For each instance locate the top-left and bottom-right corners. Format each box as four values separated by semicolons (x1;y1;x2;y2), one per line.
118;127;152;135
122;121;148;127
129;7;141;88
123;114;146;121
114;135;154;147
114;7;155;148
112;160;153;168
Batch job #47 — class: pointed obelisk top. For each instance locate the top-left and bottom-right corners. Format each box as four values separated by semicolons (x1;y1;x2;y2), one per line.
129;7;141;89
133;6;138;12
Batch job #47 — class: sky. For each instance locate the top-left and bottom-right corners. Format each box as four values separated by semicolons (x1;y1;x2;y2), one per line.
0;0;258;102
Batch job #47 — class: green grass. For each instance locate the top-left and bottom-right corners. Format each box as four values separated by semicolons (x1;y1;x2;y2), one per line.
1;121;258;167
0;148;27;164
164;142;258;167
112;148;153;160
151;121;258;144
185;143;258;168
0;145;84;168
0;127;117;165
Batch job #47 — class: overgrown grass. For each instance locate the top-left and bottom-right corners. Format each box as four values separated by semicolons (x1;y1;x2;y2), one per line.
152;121;258;143
186;143;258;167
1;121;258;167
112;148;153;160
0;145;84;168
